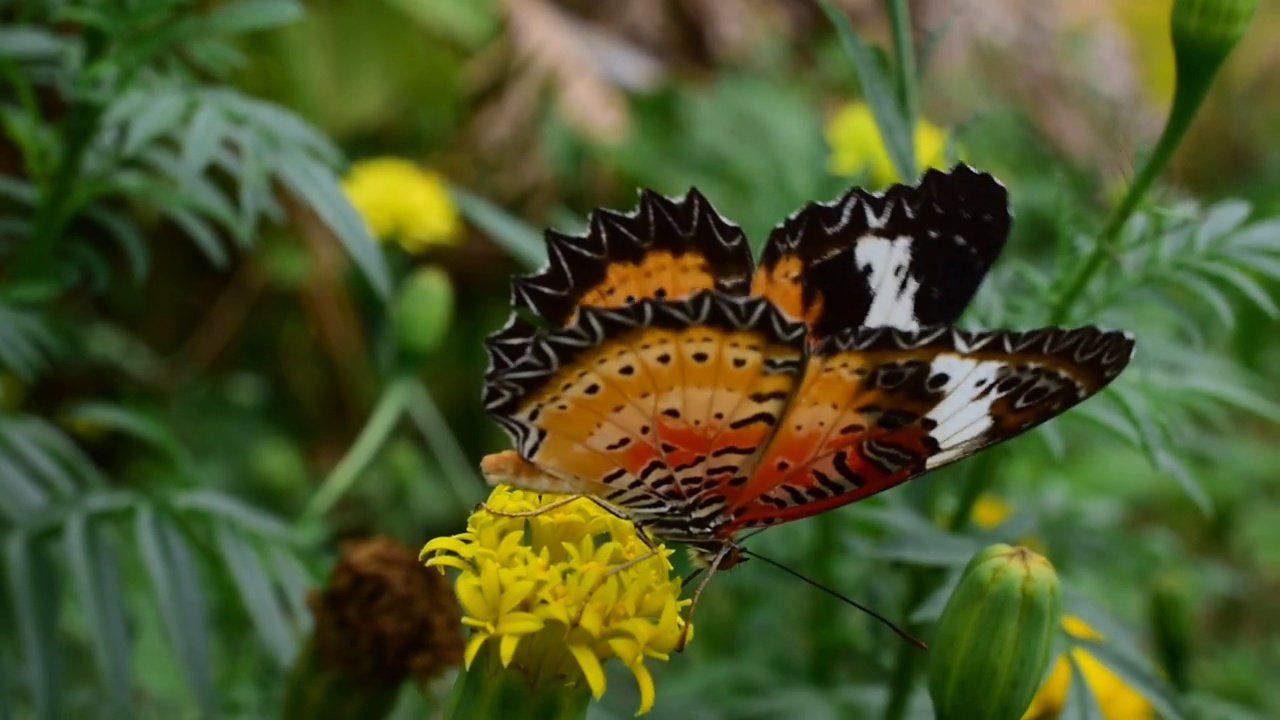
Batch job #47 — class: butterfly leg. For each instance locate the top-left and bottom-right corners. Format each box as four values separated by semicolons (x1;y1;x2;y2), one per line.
676;542;739;651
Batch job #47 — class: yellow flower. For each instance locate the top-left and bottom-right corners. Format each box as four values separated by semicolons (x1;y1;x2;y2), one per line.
1021;616;1155;720
825;101;949;187
972;493;1013;530
422;485;691;715
341;157;462;254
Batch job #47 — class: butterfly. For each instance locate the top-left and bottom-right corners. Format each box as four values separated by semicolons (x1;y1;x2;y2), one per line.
478;164;1134;574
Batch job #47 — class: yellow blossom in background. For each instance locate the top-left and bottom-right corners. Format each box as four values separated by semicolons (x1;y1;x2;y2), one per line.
422;485;690;715
971;493;1013;530
1021;615;1155;720
825;102;949;187
341;157;462;254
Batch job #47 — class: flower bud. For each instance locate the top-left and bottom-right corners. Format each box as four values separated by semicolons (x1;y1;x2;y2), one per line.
394;265;455;360
928;544;1062;720
1172;0;1256;64
1150;572;1194;691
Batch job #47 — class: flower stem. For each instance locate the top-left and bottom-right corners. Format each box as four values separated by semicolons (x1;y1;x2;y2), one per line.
300;376;412;523
1047;11;1238;326
881;454;1000;720
885;0;918;128
881;572;932;720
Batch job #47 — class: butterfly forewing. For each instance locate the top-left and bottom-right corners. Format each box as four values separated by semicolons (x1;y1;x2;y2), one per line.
511;188;754;326
751;165;1009;337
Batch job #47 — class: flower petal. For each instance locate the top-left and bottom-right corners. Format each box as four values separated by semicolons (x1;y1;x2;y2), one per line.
567;643;608;699
628;659;656;715
463;631;489;668
499;632;523;667
495;611;545;636
456;575;494;619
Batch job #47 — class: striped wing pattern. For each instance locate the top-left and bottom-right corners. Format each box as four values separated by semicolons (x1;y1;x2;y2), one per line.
480;164;1135;545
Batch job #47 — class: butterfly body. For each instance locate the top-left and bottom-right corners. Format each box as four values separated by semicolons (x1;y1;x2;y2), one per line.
480;165;1134;569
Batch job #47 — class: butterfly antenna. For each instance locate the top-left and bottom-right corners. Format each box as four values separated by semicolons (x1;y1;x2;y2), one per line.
740;548;928;650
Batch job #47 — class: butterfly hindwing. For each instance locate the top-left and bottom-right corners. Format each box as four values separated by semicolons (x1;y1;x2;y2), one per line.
750;164;1009;338
720;325;1135;530
512;188;755;326
483;292;807;525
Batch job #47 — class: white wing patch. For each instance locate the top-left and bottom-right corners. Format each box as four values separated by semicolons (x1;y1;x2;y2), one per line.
854;235;921;330
923;355;1005;468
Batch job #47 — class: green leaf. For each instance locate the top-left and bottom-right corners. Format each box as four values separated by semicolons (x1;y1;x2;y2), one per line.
64;512;132;716
0;453;50;521
11;415;108;489
1197;260;1279;317
84;206;149;281
0;28;66;61
4;533;60;720
63;402;190;469
219;91;340;163
180;100;226;184
1173;371;1280;422
172;489;294;541
268;546;315;633
1192;200;1251;251
1167;273;1235;328
122;90;189;157
1061;651;1105;720
404;380;486;506
0;417;75;498
819;1;915;182
449;185;546;269
135;506;216;715
165;205;230;267
1227;218;1280;253
203;0;304;35
275;154;392;301
214;522;297;666
1151;447;1212;516
0;303;57;379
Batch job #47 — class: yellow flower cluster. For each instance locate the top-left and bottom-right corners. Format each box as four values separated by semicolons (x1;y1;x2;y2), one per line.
341;157;462;254
825;102;949;187
422;485;691;715
1022;616;1155;720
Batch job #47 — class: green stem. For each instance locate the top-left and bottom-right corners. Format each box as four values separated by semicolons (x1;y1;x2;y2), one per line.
403;380;485;507
947;452;1000;533
881;454;999;720
1047;37;1225;326
300;376;412;523
881;572;932;720
885;0;918;128
7;98;105;286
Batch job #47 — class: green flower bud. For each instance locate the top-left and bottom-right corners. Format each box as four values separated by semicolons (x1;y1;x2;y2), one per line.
1150;572;1194;691
394;265;455;360
1172;0;1256;64
928;544;1062;720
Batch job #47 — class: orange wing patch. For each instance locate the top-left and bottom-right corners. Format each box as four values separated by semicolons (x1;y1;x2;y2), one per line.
512;189;754;326
719;325;1134;531
483;292;807;524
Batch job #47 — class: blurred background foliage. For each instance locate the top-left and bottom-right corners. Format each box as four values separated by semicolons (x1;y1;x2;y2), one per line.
1;0;1279;718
